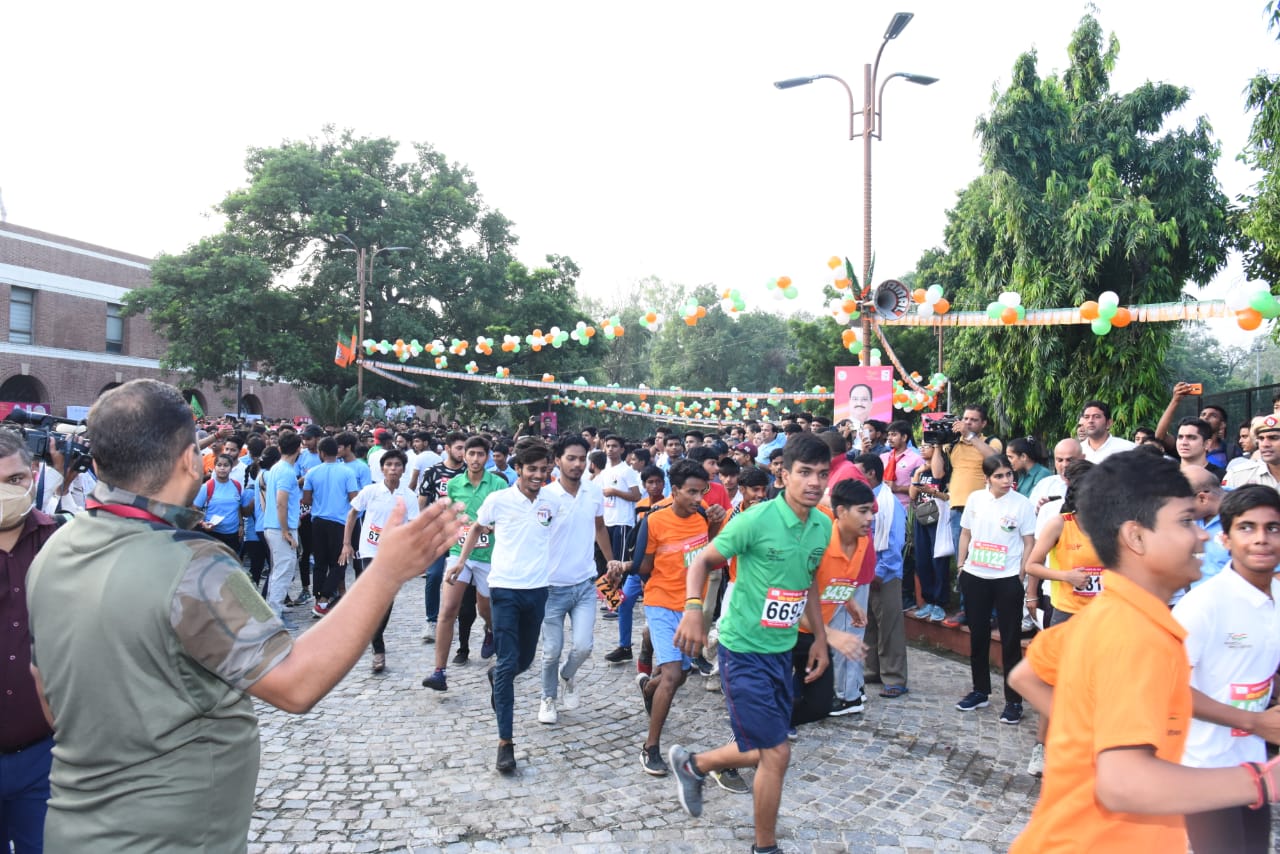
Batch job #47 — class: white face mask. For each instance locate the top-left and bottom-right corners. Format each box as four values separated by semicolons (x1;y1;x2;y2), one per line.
0;480;35;529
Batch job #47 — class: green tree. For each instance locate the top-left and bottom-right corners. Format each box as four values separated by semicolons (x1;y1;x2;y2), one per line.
128;128;601;400
1236;3;1280;287
923;15;1231;437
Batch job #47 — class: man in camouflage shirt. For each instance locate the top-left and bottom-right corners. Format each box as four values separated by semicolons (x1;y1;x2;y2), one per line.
26;380;462;853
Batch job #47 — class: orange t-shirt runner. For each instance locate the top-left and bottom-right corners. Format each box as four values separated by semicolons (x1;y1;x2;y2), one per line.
643;506;710;611
800;524;870;635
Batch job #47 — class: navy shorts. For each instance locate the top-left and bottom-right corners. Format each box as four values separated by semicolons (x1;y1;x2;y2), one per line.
720;646;793;752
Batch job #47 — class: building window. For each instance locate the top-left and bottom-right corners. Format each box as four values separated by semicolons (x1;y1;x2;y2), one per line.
106;304;124;354
9;287;33;345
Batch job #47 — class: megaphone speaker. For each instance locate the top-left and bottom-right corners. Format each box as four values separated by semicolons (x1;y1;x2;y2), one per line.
872;279;910;320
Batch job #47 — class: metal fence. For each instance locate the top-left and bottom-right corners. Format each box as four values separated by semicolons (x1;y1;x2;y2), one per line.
1170;382;1280;436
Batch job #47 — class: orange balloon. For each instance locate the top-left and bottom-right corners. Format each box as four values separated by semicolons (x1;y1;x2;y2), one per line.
834;278;852;290
912;288;927;304
827;256;842;270
584;326;595;337
934;298;950;314
615;326;625;337
1111;307;1132;328
841;299;858;314
841;329;857;345
696;306;707;318
645;311;657;323
777;276;792;288
1001;306;1018;324
1080;301;1099;320
1238;308;1263;331
684;316;697;326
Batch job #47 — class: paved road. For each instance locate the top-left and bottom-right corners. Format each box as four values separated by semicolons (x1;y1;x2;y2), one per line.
249;577;1049;853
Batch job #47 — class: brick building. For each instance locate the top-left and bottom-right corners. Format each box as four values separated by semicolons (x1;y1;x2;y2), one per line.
0;222;303;420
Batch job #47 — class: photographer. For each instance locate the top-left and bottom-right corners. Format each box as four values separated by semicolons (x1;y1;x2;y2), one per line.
930;405;1003;559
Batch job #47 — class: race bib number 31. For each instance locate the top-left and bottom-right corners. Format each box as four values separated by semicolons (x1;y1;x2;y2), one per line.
760;587;807;628
1072;567;1104;597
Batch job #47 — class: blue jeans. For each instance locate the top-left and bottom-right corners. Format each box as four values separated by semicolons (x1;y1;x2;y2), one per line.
913;519;952;607
423;553;447;623
616;574;645;648
1;734;52;853
540;578;597;698
490;585;549;741
831;584;870;700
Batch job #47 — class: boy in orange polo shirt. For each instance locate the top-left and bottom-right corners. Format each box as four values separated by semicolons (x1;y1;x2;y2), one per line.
1009;451;1280;852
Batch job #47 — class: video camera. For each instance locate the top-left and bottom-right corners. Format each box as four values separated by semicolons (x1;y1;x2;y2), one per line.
3;408;93;475
923;415;962;446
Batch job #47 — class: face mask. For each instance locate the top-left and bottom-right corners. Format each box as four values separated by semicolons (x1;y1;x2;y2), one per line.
0;480;35;529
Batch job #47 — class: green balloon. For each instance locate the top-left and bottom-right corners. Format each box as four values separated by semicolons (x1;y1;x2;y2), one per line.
848;340;863;354
1098;303;1117;320
1015;305;1026;320
1262;299;1280;320
986;302;1003;320
1251;291;1275;313
784;288;799;300
1091;317;1112;335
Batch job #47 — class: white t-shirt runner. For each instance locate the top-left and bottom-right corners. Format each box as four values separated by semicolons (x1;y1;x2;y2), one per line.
959;488;1037;579
476;486;565;589
599;460;640;528
349;482;420;559
543;479;605;586
1174;567;1280;766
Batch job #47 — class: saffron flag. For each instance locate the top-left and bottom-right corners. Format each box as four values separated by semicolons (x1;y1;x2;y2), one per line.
334;337;351;368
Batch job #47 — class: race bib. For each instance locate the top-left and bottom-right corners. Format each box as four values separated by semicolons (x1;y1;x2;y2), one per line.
1072;567;1104;597
683;543;706;568
604;494;617;508
820;578;856;604
760;587;807;628
969;540;1009;572
366;524;382;546
458;524;492;548
1230;679;1273;736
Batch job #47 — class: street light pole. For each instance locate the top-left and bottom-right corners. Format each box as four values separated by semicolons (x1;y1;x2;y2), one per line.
337;235;409;401
775;11;936;365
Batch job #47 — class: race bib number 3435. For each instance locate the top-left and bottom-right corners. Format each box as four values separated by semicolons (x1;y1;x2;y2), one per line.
760;587;807;628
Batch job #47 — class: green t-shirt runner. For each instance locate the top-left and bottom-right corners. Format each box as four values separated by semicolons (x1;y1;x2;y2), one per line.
445;469;509;563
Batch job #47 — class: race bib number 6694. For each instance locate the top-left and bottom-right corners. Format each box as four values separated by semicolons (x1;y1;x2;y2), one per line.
760;587;807;628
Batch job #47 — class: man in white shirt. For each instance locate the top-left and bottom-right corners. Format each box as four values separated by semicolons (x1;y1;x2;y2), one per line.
537;436;618;724
1224;416;1280;490
1173;485;1280;853
598;433;641;560
408;432;443;492
1079;400;1135;463
453;442;563;773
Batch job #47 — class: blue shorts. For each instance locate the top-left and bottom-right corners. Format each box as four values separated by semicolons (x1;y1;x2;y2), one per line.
720;646;792;752
644;605;691;670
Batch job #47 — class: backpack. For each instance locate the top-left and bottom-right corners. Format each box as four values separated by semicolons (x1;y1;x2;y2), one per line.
206;478;243;502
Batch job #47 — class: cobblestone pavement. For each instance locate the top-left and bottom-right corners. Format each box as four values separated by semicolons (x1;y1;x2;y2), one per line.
249;576;1056;854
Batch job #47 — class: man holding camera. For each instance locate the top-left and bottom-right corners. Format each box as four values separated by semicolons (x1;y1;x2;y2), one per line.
930;405;1002;558
25;380;462;852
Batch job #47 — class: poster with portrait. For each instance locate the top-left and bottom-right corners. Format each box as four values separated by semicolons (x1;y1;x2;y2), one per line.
833;366;893;427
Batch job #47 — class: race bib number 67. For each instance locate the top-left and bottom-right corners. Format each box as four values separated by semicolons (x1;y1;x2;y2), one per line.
760;587;807;628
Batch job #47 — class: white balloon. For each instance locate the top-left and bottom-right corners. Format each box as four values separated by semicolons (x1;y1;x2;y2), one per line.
918;303;935;318
1099;290;1120;308
999;291;1021;307
834;311;850;324
1226;289;1252;311
771;288;786;301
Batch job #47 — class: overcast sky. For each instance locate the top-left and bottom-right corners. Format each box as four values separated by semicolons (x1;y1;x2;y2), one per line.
4;1;1277;349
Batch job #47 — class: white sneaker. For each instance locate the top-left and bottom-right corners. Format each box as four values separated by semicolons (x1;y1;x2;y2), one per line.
1027;742;1045;777
560;675;579;710
706;624;720;654
423;621;436;643
538;696;558;724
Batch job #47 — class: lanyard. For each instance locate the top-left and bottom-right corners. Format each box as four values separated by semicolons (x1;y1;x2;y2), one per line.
86;499;168;526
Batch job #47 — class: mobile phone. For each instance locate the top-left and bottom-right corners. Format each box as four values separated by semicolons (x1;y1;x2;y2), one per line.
1187;383;1203;395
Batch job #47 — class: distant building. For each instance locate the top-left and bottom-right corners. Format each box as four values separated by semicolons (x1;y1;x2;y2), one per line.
0;222;302;419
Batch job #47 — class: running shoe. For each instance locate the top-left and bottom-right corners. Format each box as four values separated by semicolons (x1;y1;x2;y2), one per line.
421;669;447;692
311;600;329;619
453;648;469;665
830;694;866;716
602;610;619;620
637;673;652;716
496;742;516;773
603;646;633;664
929;604;946;622
480;629;495;660
293;589;312;606
705;624;720;654
955;691;988;711
911;604;933;620
1000;702;1023;725
641;744;669;776
538;697;558;724
786;726;798;741
942;611;967;628
371;653;385;674
669;745;704;817
693;655;714;676
1027;742;1045;777
709;768;751;794
560;675;579;710
423;621;436;643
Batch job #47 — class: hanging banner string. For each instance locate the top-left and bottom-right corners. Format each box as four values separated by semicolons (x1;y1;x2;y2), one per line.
881;299;1228;327
361;359;836;401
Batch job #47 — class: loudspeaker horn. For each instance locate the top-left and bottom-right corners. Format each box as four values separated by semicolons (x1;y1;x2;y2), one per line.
872;279;911;320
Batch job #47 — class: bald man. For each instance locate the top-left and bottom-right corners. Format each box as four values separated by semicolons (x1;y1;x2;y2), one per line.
1169;464;1230;604
1029;439;1084;524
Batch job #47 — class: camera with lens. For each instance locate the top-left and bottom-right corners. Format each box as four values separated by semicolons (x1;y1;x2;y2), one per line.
923;415;961;446
3;408;93;474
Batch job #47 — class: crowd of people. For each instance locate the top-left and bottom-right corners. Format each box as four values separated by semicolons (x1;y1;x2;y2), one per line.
5;378;1280;852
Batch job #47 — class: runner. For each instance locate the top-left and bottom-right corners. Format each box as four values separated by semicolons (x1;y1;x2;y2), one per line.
417;432;466;643
668;432;833;854
420;436;508;691
635;460;726;776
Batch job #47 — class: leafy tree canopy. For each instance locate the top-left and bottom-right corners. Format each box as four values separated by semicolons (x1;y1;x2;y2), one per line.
922;14;1231;438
